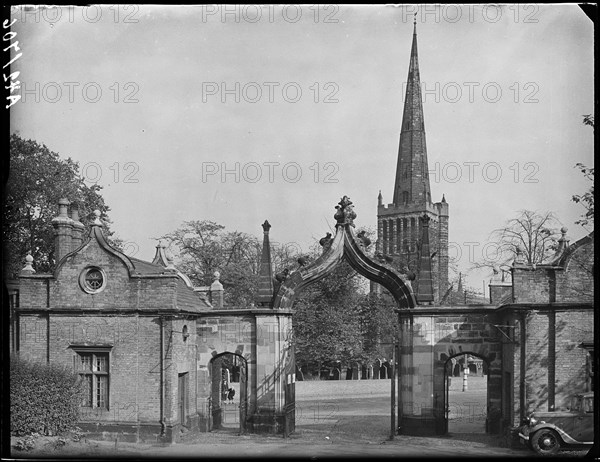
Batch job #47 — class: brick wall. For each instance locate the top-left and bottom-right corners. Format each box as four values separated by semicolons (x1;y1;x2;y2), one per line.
520;307;593;413
556;241;594;303
48;238;180;310
524;311;550;411
554;309;593;407
512;267;551;303
19;276;50;309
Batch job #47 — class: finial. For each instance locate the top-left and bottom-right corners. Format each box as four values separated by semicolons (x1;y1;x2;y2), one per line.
441;194;446;203
213;270;220;281
414;12;417;26
262;220;271;233
334;195;357;227
22;254;36;274
157;239;166;248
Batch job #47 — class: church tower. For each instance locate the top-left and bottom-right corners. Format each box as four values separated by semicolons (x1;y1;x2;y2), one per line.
376;19;449;305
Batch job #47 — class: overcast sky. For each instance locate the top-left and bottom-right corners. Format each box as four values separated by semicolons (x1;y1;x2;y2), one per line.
9;4;594;293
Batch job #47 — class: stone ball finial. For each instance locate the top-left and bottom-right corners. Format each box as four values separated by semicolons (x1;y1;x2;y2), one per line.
561;226;568;234
22;254;35;273
213;271;220;280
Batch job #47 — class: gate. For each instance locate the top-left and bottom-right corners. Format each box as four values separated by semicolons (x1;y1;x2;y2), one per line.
283;371;295;437
239;357;248;433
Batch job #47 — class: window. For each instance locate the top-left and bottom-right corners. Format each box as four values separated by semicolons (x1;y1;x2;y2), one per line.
86;270;103;289
571;396;583;413
76;351;109;409
79;266;107;294
584;397;594;413
580;343;594;392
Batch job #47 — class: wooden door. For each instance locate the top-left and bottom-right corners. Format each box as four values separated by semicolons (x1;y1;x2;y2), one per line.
178;372;188;426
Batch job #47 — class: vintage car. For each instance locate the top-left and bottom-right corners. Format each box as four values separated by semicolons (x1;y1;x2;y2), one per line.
519;392;594;455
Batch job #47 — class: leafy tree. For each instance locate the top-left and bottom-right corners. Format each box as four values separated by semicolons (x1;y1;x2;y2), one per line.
571;163;594;229
293;260;365;376
357;291;397;362
160;220;262;307
3;134;113;278
571;116;594;229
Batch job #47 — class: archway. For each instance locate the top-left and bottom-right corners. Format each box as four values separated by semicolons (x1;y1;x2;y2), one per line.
272;196;416;437
443;352;489;435
209;352;248;434
273;197;415;312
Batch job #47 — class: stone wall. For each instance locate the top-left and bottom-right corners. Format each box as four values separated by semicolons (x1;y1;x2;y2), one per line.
398;309;503;436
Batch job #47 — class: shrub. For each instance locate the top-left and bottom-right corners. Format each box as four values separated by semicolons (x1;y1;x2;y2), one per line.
10;355;82;436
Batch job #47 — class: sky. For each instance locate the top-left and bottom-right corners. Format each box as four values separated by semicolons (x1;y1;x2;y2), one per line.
8;4;594;293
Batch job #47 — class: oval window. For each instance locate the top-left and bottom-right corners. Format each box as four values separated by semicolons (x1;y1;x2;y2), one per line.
79;266;107;294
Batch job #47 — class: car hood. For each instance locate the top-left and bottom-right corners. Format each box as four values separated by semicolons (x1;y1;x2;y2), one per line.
531;410;573;419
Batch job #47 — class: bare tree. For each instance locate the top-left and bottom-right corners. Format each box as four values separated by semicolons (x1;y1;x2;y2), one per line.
473;210;562;272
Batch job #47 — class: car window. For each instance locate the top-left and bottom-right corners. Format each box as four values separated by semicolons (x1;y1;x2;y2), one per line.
572;396;583;412
584;397;594;413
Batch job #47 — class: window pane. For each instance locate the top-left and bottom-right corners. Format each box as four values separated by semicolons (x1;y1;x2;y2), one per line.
95;354;107;372
80;354;92;371
81;374;92;407
96;375;107;408
86;270;103;289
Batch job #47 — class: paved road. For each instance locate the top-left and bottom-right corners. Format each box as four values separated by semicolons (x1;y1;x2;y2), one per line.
19;378;590;458
164;378;535;458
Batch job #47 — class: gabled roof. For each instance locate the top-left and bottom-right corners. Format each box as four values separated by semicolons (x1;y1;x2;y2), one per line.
129;256;172;275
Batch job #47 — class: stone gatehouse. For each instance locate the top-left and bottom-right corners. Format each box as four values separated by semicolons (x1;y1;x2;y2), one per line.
10;197;593;442
14;201;294;443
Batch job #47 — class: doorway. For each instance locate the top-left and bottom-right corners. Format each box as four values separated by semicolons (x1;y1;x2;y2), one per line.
209;352;248;433
444;353;488;434
178;372;189;427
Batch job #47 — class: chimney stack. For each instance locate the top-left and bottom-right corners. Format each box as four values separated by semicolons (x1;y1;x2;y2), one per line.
70;203;85;251
52;198;73;263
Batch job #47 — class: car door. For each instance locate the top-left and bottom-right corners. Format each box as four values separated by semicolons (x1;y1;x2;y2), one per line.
573;396;594;442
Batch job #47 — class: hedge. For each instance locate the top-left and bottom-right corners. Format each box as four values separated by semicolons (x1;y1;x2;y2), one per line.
10;355;82;436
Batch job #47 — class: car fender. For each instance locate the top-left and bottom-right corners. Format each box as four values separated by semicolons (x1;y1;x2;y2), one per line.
530;423;589;445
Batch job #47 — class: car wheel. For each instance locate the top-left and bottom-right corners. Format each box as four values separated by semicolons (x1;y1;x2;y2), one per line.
531;429;561;455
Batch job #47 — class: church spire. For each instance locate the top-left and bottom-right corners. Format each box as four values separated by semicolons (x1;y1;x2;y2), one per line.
392;19;432;207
